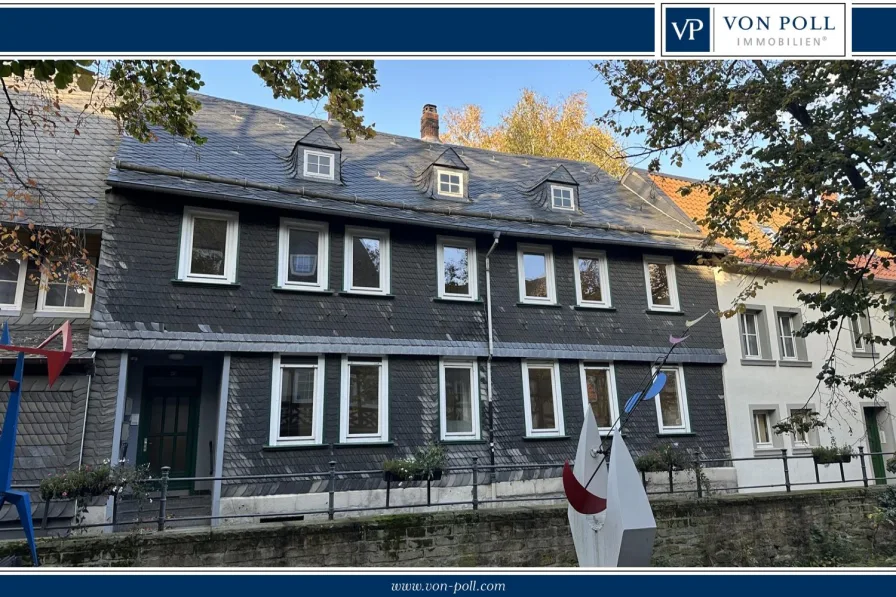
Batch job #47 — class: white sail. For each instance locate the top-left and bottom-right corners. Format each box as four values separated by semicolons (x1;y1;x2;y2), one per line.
567;412;607;567
567;417;656;567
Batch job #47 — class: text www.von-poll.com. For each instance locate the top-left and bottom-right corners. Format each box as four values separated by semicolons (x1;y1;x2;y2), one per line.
391;581;507;593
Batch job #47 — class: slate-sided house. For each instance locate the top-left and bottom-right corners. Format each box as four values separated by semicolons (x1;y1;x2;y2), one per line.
649;170;896;492
0;81;120;534
91;96;731;520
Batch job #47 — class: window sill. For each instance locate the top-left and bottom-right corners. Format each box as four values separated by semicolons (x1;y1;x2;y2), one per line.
262;443;329;452
171;278;240;288
439;439;487;445
779;360;813;368
334;441;394;448
516;302;562;309
0;309;22;317
432;297;483;304
853;351;879;359
522;434;570;442
338;291;395;299
574;304;615;311
272;285;335;295
656;432;695;437
645;309;684;315
33;311;91;319
740;358;777;367
753;447;782;457
792;446;815;456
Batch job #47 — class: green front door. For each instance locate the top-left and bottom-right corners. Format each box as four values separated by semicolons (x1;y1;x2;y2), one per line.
864;407;887;485
137;367;202;490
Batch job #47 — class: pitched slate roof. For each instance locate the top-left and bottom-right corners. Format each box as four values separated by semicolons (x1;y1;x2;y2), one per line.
296;125;341;150
648;170;896;282
0;77;121;231
108;94;719;253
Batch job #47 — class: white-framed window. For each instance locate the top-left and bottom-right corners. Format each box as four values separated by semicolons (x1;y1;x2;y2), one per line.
654;366;690;434
579;363;618;434
643;255;679;311
778;313;798;360
753;410;774;447
436;169;464;197
573;249;611;308
277;218;329;291
269;355;325;446
437;236;478;300
439;358;480;440
851;315;871;351
177;207;239;284
344;226;391;295
36;260;95;315
0;259;27;312
517;244;556;304
790;408;812;446
740;311;761;358
522;360;564;437
339;356;389;443
303;150;335;180
550;185;575;211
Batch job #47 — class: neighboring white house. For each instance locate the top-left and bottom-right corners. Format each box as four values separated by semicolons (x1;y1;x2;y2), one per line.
649;171;896;492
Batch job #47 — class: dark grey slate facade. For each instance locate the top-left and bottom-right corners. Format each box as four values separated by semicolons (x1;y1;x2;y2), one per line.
86;94;731;499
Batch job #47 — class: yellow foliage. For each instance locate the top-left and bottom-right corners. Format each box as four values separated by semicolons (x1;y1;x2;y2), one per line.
441;89;628;179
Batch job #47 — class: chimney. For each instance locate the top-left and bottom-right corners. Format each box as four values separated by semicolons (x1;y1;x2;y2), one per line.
420;104;440;143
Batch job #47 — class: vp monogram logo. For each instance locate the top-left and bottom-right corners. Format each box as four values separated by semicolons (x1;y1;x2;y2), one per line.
665;7;711;52
671;18;705;41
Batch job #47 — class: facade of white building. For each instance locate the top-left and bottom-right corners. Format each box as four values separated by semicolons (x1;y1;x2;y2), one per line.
714;268;896;492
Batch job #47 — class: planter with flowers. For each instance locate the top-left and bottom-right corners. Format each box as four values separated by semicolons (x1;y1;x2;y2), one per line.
811;444;855;466
382;444;446;483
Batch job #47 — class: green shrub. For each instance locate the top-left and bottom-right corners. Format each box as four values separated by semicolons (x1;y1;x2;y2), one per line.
635;443;690;473
40;462;150;501
811;444;854;465
383;444;447;481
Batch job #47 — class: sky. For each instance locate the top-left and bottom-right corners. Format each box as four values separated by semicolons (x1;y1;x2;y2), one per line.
180;60;711;180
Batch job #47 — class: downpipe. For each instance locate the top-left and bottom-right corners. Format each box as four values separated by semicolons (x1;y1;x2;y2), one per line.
485;232;500;486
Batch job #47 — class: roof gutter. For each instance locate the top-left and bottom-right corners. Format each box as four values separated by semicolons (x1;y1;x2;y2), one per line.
111;161;724;253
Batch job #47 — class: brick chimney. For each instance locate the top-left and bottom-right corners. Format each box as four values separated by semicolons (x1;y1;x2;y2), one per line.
420;104;440;143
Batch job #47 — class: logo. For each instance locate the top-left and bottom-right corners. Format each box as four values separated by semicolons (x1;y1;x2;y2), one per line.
665;7;711;52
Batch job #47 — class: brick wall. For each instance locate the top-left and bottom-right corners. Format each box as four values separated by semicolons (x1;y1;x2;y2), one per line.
4;487;893;567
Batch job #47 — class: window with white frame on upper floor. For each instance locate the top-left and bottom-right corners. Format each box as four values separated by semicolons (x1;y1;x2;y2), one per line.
269;355;325;446
37;259;95;315
344;226;391;295
277;219;329;291
436;169;464;197
580;363;618;433
777;312;798;360
789;408;814;446
517;244;556;304
303;150;335;180
339;356;389;443
0;258;27;312
551;185;575;211
522;360;564;437
643;255;679;311
573;250;611;308
654;366;690;434
178;207;240;284
740;311;761;359
850;314;875;355
437;236;478;300
439;358;480;440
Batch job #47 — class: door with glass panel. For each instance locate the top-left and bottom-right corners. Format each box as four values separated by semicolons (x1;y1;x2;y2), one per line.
137;367;202;490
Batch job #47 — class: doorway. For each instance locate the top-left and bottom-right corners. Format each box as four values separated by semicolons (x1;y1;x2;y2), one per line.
863;407;887;485
136;367;202;490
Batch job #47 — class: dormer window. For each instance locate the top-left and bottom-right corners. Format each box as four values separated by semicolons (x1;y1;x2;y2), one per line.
551;185;575;211
303;150;335;180
437;169;464;197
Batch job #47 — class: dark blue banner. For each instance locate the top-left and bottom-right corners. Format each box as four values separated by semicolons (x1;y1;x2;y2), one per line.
853;6;896;53
0;7;655;54
1;574;895;592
